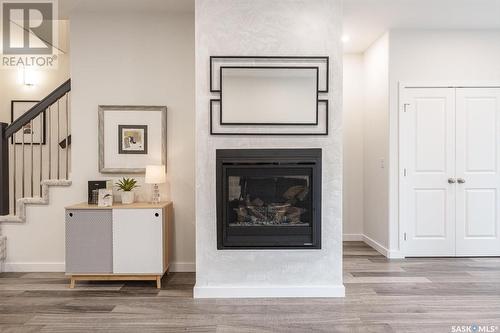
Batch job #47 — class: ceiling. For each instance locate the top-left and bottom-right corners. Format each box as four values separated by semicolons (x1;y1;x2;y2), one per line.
343;0;500;53
60;0;500;53
59;0;195;18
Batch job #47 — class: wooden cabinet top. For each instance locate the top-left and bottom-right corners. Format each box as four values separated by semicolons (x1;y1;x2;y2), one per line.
66;202;172;210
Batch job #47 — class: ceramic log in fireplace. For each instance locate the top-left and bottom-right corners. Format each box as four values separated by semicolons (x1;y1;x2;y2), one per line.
216;149;321;249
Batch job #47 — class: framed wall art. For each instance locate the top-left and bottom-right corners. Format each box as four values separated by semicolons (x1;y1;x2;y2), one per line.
98;105;167;174
118;125;148;154
11;100;46;144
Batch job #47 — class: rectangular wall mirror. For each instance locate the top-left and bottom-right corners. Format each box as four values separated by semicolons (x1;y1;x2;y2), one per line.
220;67;318;125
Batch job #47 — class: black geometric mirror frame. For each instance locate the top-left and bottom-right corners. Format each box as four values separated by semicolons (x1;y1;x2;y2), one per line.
210;56;329;93
210;99;329;136
209;56;330;136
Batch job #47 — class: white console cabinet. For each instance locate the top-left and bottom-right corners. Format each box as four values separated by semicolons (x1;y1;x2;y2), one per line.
65;202;172;288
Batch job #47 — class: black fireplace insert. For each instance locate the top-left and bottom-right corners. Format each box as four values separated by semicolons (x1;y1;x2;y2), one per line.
216;149;321;249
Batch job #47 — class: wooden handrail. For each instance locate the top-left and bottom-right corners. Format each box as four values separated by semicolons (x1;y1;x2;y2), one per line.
4;79;71;139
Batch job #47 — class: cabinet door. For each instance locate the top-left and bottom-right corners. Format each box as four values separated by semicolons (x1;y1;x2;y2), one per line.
112;209;163;274
65;209;113;273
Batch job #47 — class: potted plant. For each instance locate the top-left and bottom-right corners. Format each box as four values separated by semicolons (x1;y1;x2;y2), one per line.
115;177;139;204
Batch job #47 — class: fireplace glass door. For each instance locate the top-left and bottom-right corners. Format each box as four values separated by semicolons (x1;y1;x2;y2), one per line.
217;149;321;249
227;168;312;228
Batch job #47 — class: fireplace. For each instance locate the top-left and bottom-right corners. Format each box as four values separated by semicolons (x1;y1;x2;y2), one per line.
216;149;321;249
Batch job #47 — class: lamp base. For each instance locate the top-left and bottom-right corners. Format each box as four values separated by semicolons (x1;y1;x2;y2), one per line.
151;184;161;204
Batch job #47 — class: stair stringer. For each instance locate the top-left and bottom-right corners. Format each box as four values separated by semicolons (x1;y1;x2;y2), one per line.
0;179;72;223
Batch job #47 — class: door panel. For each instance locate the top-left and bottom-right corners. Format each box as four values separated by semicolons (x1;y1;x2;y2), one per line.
464;98;497;172
65;210;113;274
113;209;163;273
401;88;456;256
465;189;497;237
414;189;447;237
455;88;500;256
415;99;448;172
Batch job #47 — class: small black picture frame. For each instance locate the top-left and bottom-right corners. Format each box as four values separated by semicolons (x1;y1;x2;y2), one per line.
87;180;108;204
118;125;148;154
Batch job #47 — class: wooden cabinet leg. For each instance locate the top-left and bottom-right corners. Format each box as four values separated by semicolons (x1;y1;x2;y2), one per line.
156;276;161;289
69;278;75;289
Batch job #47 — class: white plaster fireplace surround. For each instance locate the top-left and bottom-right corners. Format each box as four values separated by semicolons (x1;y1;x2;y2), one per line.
195;0;343;298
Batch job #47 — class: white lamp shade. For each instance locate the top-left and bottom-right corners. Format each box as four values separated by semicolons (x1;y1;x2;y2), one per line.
145;165;166;184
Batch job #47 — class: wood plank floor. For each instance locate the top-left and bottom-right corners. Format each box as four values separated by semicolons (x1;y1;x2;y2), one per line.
1;242;499;332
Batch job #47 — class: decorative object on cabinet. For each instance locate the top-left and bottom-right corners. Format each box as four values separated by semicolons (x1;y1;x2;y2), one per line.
88;180;111;204
98;189;113;207
115;177;139;204
65;201;173;288
145;165;166;204
11;100;46;144
208;56;329;136
98;105;167;174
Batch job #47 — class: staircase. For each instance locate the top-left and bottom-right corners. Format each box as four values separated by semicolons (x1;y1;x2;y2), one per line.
0;80;72;265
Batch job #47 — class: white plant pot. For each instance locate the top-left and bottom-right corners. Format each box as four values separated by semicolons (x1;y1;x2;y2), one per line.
121;191;134;204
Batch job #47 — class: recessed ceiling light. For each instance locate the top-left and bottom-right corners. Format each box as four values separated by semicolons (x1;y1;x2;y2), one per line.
341;35;350;43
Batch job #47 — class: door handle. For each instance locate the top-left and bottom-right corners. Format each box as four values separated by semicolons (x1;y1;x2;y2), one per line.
448;178;456;184
457;178;466;184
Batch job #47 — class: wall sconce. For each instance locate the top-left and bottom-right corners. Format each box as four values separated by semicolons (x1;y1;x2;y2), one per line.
23;67;37;86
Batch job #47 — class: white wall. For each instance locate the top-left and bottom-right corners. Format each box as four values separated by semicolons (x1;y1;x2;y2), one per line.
343;30;500;256
1;21;71;270
388;29;500;253
343;54;364;239
2;12;196;272
362;33;390;251
0;21;70;124
195;0;344;298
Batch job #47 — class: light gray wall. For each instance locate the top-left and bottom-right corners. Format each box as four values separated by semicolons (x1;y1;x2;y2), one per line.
343;54;365;238
1;22;72;271
362;33;390;250
195;0;343;296
346;30;500;256
70;12;196;271
0;21;70;124
388;29;500;253
3;12;196;271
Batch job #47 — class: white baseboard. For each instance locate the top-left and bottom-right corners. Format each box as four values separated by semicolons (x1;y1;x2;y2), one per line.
193;284;345;298
170;262;195;272
3;261;196;273
361;235;405;259
362;235;390;257
387;250;405;259
343;234;363;241
3;262;65;272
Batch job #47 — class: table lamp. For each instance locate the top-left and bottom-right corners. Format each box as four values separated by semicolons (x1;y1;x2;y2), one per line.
145;165;166;203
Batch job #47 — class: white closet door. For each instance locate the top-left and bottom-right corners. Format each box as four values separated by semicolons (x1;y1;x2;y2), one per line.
455;88;500;256
401;88;456;256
